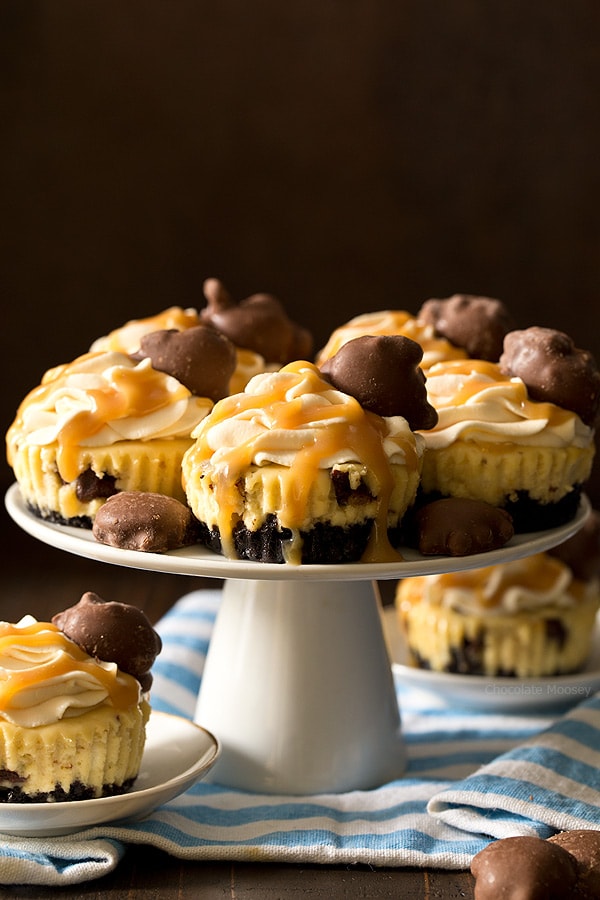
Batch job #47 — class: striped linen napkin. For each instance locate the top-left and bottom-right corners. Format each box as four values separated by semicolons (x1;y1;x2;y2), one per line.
2;588;600;886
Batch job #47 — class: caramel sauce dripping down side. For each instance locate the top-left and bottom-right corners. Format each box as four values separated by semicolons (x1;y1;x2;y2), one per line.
189;362;417;563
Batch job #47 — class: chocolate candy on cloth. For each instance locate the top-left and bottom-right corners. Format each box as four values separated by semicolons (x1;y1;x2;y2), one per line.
548;830;600;899
470;835;578;899
471;831;600;899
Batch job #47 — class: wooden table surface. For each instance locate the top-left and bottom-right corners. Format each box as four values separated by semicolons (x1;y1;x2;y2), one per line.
0;501;475;898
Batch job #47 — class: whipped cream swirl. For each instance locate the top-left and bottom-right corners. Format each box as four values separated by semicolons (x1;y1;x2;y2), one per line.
412;554;597;616
7;351;212;481
90;306;201;354
192;361;423;470
316;310;467;372
421;359;593;449
0;617;140;728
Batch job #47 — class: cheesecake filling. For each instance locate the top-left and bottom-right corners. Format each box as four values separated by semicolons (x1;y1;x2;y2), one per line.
396;555;600;677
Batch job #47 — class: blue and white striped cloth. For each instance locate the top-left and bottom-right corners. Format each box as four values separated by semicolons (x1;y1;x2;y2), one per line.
3;588;600;886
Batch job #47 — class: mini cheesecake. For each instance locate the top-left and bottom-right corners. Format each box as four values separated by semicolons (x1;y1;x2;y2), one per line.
0;594;161;802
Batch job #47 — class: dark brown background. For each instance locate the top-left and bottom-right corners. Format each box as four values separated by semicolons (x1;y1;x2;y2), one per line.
2;1;600;503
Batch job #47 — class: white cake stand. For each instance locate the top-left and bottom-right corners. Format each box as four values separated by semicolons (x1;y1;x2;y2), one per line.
5;483;590;795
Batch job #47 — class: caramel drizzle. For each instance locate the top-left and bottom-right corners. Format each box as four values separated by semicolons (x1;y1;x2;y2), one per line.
427;359;575;427
97;306;200;352
414;553;571;610
12;352;190;481
0;620;139;712
317;310;467;368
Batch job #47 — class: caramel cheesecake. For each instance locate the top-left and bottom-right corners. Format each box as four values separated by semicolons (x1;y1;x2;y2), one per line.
0;592;161;802
183;335;438;564
6;325;236;525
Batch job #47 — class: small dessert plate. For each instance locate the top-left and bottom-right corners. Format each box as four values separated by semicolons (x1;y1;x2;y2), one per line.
0;711;220;837
5;483;591;582
382;608;600;712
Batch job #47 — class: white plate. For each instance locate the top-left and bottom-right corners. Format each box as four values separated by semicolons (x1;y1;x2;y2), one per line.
4;483;591;582
382;607;600;712
0;711;219;837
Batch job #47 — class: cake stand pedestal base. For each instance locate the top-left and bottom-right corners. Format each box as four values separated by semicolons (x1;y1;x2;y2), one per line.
194;577;406;794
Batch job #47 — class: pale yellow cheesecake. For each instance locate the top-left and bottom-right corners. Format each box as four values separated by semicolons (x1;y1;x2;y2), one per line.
396;552;600;677
0;612;154;801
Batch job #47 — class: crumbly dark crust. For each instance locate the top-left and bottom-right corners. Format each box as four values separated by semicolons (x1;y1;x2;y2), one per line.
502;488;583;533
409;618;569;677
0;776;136;803
26;500;92;529
199;514;387;564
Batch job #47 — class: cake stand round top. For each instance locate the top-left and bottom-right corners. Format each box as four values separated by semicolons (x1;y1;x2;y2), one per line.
5;483;591;583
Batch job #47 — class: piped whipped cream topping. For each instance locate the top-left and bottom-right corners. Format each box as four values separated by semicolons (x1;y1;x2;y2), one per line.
0;617;140;727
90;305;273;393
189;361;422;469
402;554;597;617
420;359;593;449
316;310;468;371
90;306;201;354
7;351;213;482
184;361;424;559
229;347;277;395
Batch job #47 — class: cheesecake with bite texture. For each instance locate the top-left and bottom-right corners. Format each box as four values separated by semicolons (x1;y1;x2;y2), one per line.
183;335;438;564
